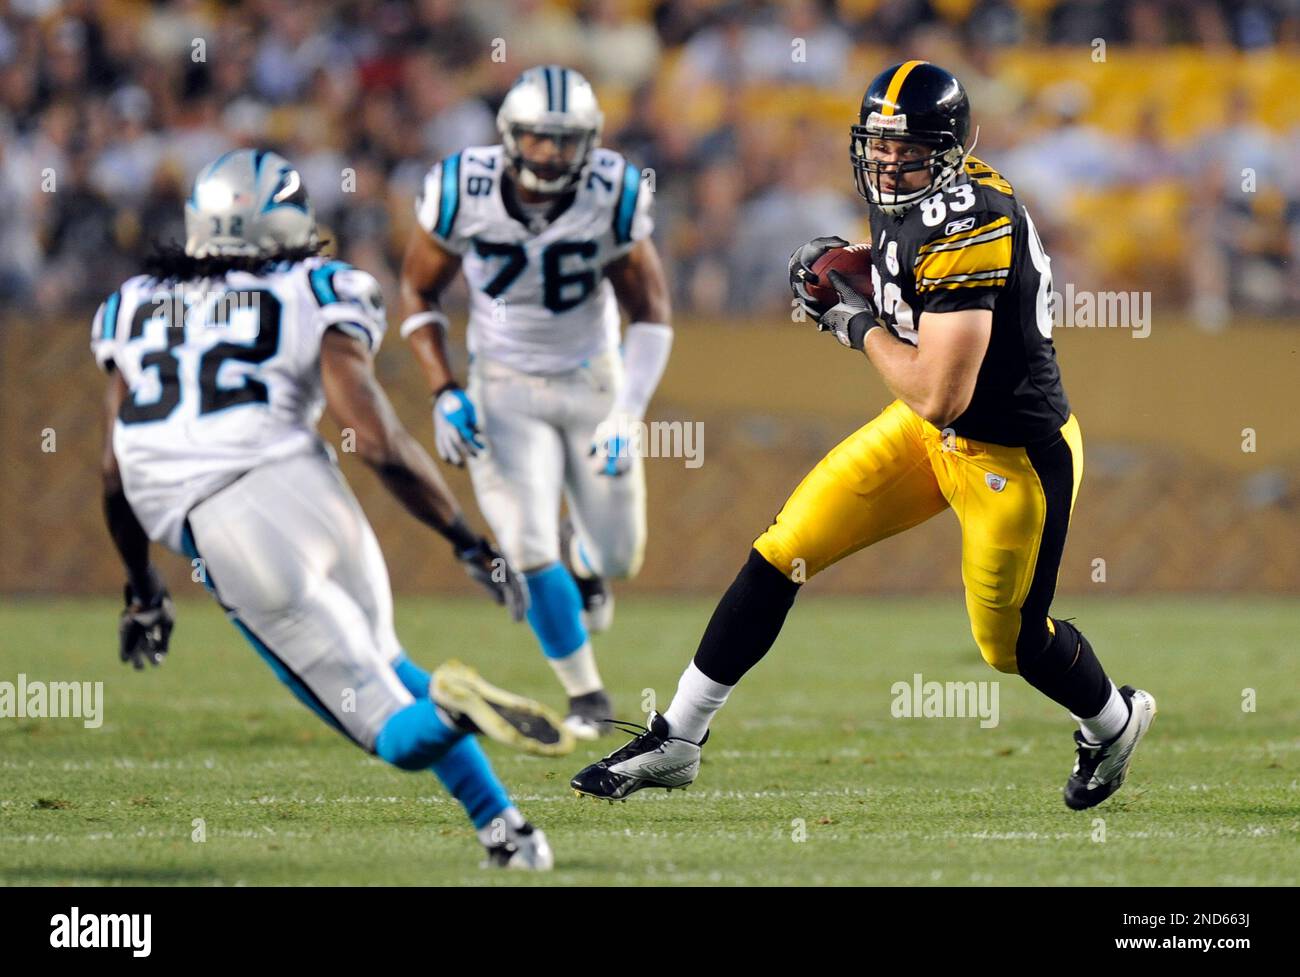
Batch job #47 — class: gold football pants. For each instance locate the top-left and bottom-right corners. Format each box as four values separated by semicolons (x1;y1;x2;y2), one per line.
753;400;1083;673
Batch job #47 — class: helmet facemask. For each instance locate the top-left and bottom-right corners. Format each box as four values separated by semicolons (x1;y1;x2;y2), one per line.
502;122;597;195
850;124;968;216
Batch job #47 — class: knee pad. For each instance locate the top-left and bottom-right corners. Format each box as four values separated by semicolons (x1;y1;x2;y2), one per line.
571;529;643;581
974;631;1021;674
593;544;643;580
969;611;1022;674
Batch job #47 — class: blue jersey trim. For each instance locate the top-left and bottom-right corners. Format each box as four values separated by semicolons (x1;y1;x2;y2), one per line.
308;260;351;306
102;290;121;341
613;162;641;245
436;153;462;239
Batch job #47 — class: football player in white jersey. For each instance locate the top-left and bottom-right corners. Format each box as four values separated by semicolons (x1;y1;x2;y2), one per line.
95;148;575;870
398;66;673;739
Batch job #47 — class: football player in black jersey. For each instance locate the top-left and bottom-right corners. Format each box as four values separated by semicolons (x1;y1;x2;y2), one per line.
572;62;1157;812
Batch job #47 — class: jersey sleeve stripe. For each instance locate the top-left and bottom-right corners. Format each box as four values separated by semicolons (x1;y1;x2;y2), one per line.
915;234;1013;292
326;321;376;349
916;216;1011;257
919;277;1008;292
102;289;121;341
613;162;641;245
436;153;462;239
309;260;351;305
920;269;1010;286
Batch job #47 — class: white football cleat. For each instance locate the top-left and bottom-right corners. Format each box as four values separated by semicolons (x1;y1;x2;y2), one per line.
481;821;554;871
1064;685;1157;810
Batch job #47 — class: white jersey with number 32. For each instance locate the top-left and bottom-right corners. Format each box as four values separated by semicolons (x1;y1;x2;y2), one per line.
90;258;386;552
414;144;653;375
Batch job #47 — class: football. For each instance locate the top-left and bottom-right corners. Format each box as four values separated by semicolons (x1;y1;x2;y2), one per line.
804;242;875;307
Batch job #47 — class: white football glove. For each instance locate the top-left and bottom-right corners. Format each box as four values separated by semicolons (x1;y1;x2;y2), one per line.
589;411;639;478
818;269;892;351
433;385;486;466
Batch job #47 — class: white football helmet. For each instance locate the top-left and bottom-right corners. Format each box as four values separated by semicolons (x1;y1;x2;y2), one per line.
184;148;317;258
497;65;603;195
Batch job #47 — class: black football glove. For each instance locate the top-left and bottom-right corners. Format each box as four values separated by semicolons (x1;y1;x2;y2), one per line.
788;235;850;321
456;537;529;622
119;583;175;670
818;269;893;351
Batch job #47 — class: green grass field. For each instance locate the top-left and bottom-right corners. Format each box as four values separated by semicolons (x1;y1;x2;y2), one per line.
2;596;1296;886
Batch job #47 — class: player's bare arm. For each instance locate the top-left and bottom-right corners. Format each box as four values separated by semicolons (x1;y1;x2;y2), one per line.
101;365;174;668
321;326;471;540
398;224;463;393
606;237;671;325
319;326;526;618
398;224;484;467
101;368;153;595
863;307;991;428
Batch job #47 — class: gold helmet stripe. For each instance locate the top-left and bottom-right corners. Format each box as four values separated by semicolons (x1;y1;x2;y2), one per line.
879;60;927;117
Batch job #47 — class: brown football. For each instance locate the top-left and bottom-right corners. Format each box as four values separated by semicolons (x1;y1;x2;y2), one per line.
805;243;875;308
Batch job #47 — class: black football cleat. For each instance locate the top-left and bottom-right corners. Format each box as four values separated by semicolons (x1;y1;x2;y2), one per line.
565;688;615;740
570;712;707;801
1064;686;1157;810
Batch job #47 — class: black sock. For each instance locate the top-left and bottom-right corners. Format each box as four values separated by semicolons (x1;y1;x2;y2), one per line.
693;549;801;686
1017;617;1111;717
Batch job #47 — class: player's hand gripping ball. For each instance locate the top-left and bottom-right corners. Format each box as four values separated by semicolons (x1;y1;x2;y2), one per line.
789;238;875;319
790;239;887;351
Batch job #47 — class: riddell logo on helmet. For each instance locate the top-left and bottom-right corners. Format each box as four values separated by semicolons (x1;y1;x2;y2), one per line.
867;112;908;131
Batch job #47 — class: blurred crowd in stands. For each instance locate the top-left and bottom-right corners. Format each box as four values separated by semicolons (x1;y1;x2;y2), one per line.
2;0;1297;325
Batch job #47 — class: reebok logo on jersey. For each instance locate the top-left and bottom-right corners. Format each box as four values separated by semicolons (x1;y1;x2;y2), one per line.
944;216;977;236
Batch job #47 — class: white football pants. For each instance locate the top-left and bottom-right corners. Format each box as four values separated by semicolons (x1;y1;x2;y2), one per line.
466;350;647;576
183;450;413;750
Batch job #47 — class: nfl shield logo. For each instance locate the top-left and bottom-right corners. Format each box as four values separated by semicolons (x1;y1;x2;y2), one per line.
985;473;1007;492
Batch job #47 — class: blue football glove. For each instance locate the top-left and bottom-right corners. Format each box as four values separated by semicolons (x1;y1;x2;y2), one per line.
433;384;486;467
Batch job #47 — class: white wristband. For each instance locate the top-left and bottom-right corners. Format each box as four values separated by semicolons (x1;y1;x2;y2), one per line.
615;322;673;421
400;310;450;340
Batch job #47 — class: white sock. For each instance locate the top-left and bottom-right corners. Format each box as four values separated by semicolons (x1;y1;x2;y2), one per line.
549;643;603;697
1073;681;1130;745
476;805;525;846
662;661;734;743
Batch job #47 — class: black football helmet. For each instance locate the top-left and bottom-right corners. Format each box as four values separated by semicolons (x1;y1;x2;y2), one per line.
850;61;972;215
